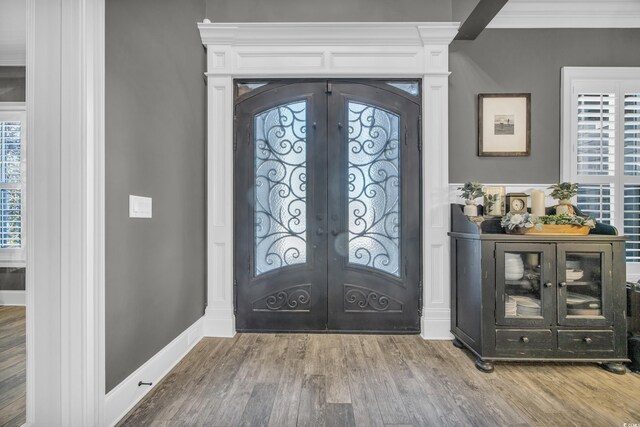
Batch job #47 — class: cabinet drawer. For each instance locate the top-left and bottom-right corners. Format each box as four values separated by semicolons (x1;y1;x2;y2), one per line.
557;330;614;352
496;329;553;350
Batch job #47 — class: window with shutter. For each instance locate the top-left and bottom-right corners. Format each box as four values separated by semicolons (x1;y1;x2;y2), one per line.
562;68;640;279
0;106;26;264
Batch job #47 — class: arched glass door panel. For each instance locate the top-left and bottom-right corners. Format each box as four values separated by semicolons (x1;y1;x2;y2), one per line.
254;101;307;275
347;102;401;277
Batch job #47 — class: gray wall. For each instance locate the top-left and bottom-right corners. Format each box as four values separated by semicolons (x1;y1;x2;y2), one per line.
449;28;640;184
206;0;451;22
105;0;206;392
0;66;25;102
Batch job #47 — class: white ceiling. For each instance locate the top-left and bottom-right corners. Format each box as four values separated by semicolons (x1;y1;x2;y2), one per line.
489;0;640;28
0;0;637;67
0;0;26;66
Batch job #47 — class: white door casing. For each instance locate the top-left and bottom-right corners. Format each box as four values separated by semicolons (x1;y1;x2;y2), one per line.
198;22;458;339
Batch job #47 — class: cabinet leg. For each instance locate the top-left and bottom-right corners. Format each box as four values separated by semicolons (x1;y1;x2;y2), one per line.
452;338;464;349
475;357;494;373
600;362;626;375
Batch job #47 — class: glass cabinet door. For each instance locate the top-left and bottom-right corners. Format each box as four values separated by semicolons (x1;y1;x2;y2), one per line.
557;244;613;326
495;243;555;326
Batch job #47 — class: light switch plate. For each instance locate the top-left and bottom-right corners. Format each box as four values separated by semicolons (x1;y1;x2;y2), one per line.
129;195;152;218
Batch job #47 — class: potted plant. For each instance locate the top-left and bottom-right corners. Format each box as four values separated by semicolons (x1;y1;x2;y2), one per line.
500;212;538;234
458;182;484;216
548;182;578;215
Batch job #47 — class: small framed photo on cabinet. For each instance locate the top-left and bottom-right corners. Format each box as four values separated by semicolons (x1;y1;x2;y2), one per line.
478;93;531;157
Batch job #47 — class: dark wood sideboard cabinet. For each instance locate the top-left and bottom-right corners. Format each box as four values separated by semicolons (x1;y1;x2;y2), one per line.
449;204;629;374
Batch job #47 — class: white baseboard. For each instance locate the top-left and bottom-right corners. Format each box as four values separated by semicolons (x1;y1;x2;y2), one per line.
421;309;453;340
0;290;26;306
105;316;205;427
203;307;236;337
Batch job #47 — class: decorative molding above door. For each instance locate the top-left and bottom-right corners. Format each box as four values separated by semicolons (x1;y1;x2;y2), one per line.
198;21;459;339
198;21;459;77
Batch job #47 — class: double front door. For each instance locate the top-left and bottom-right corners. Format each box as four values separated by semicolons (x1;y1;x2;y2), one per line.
234;80;421;332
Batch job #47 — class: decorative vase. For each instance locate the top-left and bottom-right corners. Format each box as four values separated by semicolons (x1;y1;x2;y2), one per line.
555;200;576;216
463;200;478;217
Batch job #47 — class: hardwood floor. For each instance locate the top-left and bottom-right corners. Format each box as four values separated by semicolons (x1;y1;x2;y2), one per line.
118;333;640;426
0;306;26;427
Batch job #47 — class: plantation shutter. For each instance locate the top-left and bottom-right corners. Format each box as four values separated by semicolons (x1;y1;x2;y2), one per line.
624;92;640;262
563;69;640;276
0;112;25;259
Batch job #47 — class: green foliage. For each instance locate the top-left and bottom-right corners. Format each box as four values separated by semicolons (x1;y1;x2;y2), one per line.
457;181;484;201
538;213;596;229
484;193;499;213
548;182;578;201
500;212;538;230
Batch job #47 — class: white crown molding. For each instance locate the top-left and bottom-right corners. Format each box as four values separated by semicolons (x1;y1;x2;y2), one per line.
198;21;460;47
199;22;459;78
488;0;640;28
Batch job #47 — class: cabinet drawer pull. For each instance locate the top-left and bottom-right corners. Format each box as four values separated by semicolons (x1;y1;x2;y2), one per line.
583;337;593;344
559;281;567;288
521;336;529;343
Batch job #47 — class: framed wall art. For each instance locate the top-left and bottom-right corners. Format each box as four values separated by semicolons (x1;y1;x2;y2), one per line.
478;93;531;157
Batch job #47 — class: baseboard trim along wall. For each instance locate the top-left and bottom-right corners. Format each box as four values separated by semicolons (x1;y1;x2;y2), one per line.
421;308;453;340
203;307;236;338
0;290;26;306
105;316;206;427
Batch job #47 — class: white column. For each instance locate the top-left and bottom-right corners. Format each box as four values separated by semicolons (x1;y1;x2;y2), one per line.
421;42;453;340
27;0;106;424
203;47;236;337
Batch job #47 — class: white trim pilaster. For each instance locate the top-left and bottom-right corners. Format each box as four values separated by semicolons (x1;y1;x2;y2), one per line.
204;75;236;338
26;0;105;424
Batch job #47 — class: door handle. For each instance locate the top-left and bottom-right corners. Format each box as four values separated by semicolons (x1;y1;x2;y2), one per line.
559;281;567;288
544;282;552;288
316;227;325;236
331;229;339;236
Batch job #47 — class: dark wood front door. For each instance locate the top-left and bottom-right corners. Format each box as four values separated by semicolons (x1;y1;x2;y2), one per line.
234;80;421;332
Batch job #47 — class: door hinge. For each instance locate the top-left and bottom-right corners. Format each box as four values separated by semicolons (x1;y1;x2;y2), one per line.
418;114;422;151
418;280;423;317
233;279;238;315
326;81;332;94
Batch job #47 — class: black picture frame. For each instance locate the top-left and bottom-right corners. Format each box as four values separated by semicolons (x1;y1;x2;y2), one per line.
478;93;531;157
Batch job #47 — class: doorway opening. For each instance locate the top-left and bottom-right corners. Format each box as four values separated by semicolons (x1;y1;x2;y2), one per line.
234;80;421;332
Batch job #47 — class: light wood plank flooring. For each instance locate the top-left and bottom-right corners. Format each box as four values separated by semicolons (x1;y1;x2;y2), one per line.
118;333;640;426
0;306;26;427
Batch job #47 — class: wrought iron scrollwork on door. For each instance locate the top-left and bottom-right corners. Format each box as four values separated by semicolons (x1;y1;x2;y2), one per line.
347;101;401;276
344;284;403;312
254;101;308;276
252;284;312;312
